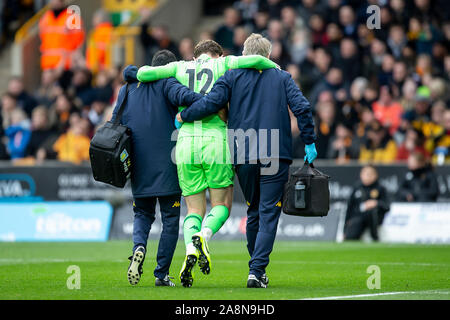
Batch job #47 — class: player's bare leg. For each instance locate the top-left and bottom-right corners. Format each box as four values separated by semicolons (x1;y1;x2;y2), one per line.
192;186;233;275
179;190;206;287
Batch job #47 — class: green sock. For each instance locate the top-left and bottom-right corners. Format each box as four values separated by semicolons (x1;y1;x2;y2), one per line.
203;205;229;235
183;213;203;246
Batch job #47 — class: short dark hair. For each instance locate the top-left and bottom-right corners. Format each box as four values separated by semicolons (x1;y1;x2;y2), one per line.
151;50;177;67
193;40;223;58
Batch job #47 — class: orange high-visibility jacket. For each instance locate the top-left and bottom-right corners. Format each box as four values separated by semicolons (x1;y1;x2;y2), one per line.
39;8;85;70
86;22;113;72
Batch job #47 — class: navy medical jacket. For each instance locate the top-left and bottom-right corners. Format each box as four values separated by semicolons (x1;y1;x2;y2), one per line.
112;65;202;197
180;68;316;163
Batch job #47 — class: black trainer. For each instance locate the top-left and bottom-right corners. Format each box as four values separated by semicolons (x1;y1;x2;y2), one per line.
179;254;198;288
261;273;269;286
247;274;268;288
155;275;176;287
127;246;145;285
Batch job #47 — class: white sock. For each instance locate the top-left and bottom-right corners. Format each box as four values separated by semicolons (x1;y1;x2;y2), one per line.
186;242;197;255
201;228;213;242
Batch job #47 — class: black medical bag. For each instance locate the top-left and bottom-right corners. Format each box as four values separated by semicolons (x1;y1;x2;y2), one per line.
282;161;330;217
89;84;131;188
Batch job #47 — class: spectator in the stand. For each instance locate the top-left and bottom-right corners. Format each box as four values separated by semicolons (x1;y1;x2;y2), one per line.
232;27;249;55
270;40;291;70
325;22;343;61
391;0;409;26
25;106;56;158
178;37;194;61
315;101;336;159
429;108;450;164
66;68;92;108
39;0;85;71
309;14;328;47
52;116;91;164
214;7;241;52
267;19;284;43
253;9;270;34
34;69;59;108
405;86;432;134
344;165;390;241
7;77;37;117
139;7;179;64
415;53;433;81
444;55;450;81
399;77;418;111
88;97;109;127
94;69;113;101
387;24;407;59
356;107;376;139
359;120;398;163
1;92;17;132
375;5;394;41
309;67;345;109
199;30;214;42
378;54;395;87
5;108;31;160
288;29;309;65
327;122;359;162
281;6;301;39
325;0;342;25
49;92;76;133
300;47;332;94
391;60;408;98
396;128;429;161
298;0;325;24
339;5;357;39
86;9;113;73
339;38;360;84
349;77;369;110
363;38;387;82
262;0;283;19
396;152;439;202
234;0;259;28
372;85;404;135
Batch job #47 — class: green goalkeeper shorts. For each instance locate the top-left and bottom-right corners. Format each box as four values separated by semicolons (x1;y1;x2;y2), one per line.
176;135;234;196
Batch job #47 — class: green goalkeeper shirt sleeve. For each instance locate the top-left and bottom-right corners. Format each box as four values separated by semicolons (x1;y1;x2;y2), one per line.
225;55;277;70
136;62;178;82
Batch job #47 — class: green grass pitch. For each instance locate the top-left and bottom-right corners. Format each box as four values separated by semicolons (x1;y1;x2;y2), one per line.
0;241;449;300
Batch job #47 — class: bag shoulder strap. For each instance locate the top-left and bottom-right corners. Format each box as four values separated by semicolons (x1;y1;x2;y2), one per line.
113;84;129;125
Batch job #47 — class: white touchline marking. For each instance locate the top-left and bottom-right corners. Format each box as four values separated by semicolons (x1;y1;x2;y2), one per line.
0;258;124;265
301;290;450;300
214;260;448;267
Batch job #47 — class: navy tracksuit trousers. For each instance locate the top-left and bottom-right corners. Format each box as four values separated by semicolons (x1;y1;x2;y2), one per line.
235;160;290;278
132;194;180;279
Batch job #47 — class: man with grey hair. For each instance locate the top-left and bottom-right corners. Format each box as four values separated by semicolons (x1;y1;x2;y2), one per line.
177;33;317;288
242;33;272;57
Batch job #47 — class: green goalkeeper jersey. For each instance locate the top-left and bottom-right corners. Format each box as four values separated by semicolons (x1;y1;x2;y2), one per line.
137;54;277;138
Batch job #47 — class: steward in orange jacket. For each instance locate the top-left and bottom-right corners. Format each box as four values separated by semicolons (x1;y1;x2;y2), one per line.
86;10;113;73
39;4;85;71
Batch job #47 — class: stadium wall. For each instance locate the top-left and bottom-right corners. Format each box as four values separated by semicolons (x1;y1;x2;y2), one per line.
0;162;449;243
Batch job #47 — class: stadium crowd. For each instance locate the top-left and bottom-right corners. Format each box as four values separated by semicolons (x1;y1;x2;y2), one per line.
0;0;449;166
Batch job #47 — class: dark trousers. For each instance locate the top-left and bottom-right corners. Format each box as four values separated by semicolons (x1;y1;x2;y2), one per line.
235;160;290;278
132;194;180;279
344;210;380;241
